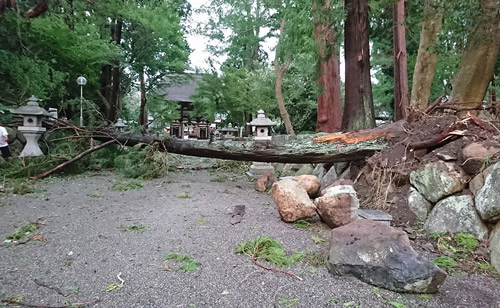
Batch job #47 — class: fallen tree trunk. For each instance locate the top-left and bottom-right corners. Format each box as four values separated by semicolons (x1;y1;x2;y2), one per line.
92;130;389;164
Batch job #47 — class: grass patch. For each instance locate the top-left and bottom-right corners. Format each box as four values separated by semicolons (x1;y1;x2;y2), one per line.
388;302;406;308
302;250;327;267
164;252;200;271
104;281;123;292
119;224;150;232
292;220;311;229
278;298;299;307
420;294;431;301
90;191;102;198
176;193;189;198
431;256;457;270
455;233;479;253
310;235;326;244
235;235;302;267
5;221;41;242
111;180;143;191
210;176;227;183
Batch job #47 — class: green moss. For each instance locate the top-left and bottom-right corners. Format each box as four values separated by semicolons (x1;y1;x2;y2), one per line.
431;256;457;270
455;233;479;253
292;220;311;229
164;252;200;271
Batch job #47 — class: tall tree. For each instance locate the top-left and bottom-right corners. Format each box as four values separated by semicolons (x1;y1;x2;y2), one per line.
393;0;409;120
449;0;500;109
410;0;443;110
342;0;375;131
313;0;342;133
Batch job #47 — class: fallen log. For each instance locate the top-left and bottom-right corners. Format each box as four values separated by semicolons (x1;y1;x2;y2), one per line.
95;131;388;164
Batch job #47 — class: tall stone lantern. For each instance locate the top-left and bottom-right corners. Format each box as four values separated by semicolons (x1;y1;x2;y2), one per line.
10;96;49;157
247;109;276;178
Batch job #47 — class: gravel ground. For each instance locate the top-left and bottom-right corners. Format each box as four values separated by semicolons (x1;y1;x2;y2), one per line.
1;168;499;308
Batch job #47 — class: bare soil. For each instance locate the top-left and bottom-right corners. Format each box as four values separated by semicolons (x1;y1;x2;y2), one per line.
1;163;500;308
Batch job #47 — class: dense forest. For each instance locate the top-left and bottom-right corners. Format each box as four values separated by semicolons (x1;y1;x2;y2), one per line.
0;0;499;134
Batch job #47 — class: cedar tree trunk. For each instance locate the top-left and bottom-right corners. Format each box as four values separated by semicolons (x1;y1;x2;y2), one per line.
393;0;409;120
342;0;375;131
314;0;342;133
450;0;500;109
139;70;148;127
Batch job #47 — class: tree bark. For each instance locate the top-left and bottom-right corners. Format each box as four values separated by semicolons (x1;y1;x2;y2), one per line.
393;0;409;120
314;0;343;133
273;18;295;136
138;70;148;127
342;0;375;131
109;19;122;122
449;0;500;109
24;0;48;18
410;0;443;110
0;0;16;14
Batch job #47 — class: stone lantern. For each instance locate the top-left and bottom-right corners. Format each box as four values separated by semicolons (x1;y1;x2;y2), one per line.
247;110;276;178
219;123;238;139
247;109;276;141
114;118;126;132
10;95;49;157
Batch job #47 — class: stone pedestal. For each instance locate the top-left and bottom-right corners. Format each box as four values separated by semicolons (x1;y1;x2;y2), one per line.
18;126;45;157
248;162;275;179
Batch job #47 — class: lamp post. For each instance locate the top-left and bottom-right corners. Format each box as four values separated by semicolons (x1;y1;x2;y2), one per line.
76;76;87;126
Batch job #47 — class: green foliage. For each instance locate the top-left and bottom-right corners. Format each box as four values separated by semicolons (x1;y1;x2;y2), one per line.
210;176;227;183
420;294;431;301
278;298;300;307
164;252;200;271
120;224;150;232
111;145;169;179
310;236;326;244
235;235;302;267
292;220;311;229
111;180;143;191
104;281;123;292
388;302;406;308
176;193;189;199
5;221;40;242
431;256;457;270
343;301;360;308
455;233;479;253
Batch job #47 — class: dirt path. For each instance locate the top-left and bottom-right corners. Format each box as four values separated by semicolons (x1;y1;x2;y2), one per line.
1;169;499;308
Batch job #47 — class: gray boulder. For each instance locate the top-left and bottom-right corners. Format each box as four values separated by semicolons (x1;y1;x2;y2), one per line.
469;164;495;196
475;162;500;222
490;221;500;274
320;166;339;191
424;195;488;240
314;185;359;228
295;164;315;176
312;164;326;181
409;162;468;203
272;179;317;223
407;187;432;220
281;163;303;176
327;220;446;293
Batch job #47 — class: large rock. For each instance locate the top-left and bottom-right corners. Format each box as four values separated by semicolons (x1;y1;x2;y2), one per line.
320;179;354;196
281;163;302;176
255;173;278;192
469;164;495;196
424;195;488;240
409;162;468;203
407;187;432;220
320;166;338;191
475;162;500;222
314;185;359;228
294;175;321;197
312;164;326;181
272;179;317;223
295;164;315;176
460;142;500;175
490;221;500;274
327;220;446;293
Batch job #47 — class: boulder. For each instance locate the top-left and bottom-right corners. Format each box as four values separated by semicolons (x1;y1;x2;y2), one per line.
320;166;339;191
281;163;303;176
295;164;315;176
490;221;500;274
272;179;317;223
475;162;500;222
272;163;286;174
469;164;495;196
312;164;326;181
407;187;432;220
255;173;278;192
320;179;354;196
424;195;488;240
409;162;468;203
294;175;321;197
327;220;446;293
314;185;359;228
460;142;500;175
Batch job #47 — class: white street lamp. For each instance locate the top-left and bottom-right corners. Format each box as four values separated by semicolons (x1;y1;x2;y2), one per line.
76;76;87;126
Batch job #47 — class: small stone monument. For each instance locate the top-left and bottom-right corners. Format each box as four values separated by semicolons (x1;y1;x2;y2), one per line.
10;95;49;157
114;118;126;132
219;123;238;139
247;110;276;178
